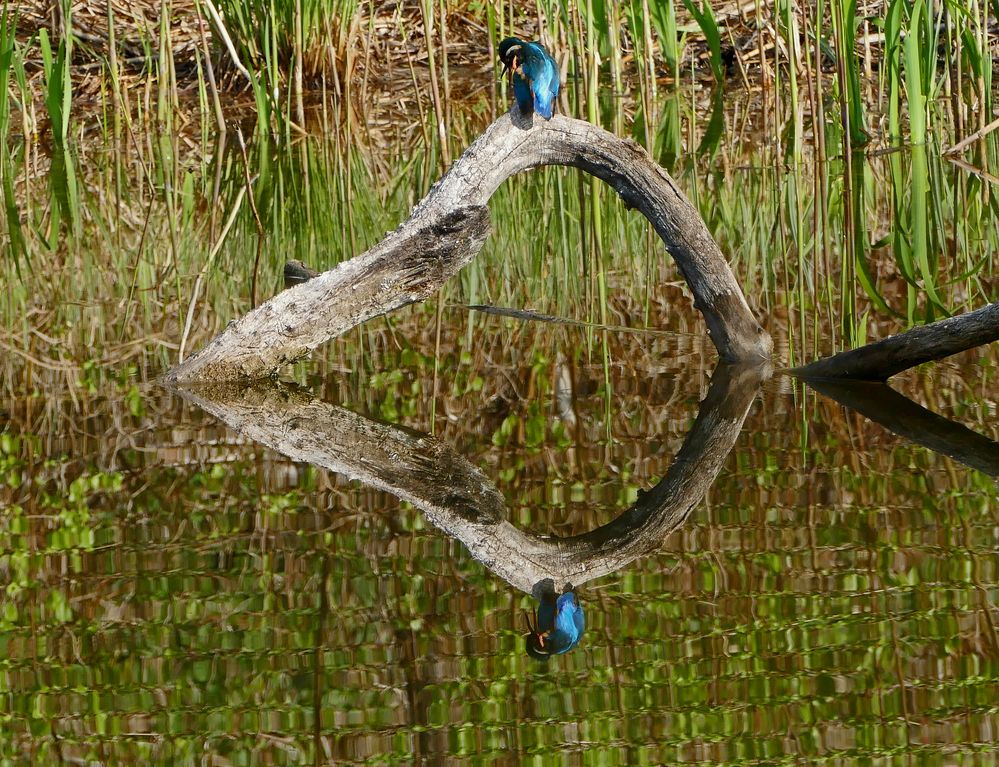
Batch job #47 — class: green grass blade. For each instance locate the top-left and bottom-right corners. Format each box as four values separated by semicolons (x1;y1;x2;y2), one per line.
909;145;945;313
904;0;927;145
681;0;723;83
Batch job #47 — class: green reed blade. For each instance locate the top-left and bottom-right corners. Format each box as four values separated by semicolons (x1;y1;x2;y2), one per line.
888;150;916;287
0;7;12;138
39;28;59;139
647;0;683;79
681;0;723;83
580;0;611;59
885;0;903;142
0;142;25;266
959;25;983;79
942;253;990;287
38;21;80;239
697;89;724;158
830;0;869;149
904;0;927;145
654;92;682;169
841;0;868;147
851;158;894;317
909;145;945;314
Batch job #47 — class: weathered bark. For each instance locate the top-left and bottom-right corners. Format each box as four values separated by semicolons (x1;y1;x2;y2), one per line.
793;301;999;381
805;379;999;478
166;207;490;383
167;109;771;384
172;360;766;594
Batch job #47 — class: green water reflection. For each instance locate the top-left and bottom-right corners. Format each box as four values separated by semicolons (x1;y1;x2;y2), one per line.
2;47;998;762
1;321;996;765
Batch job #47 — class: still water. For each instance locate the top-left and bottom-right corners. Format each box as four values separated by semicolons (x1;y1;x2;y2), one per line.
2;308;996;764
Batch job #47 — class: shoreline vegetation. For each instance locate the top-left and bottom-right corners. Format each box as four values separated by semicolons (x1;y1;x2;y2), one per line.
10;1;997;141
2;0;998;396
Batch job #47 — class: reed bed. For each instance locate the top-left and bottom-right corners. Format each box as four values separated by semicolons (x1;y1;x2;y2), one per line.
1;12;996;765
2;0;998;396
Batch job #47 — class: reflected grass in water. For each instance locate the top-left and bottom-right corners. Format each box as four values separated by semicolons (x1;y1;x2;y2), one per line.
0;321;996;763
2;8;999;761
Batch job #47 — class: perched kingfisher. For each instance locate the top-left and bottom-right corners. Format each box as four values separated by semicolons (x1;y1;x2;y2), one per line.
498;37;560;119
524;589;584;659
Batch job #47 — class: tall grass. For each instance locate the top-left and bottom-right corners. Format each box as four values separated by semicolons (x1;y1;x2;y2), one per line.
0;7;27;273
39;18;81;243
1;0;997;398
205;0;360;134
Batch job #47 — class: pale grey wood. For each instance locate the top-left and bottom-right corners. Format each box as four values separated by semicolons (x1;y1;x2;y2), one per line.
166;207;490;383
172;361;766;594
794;301;999;381
167;109;771;383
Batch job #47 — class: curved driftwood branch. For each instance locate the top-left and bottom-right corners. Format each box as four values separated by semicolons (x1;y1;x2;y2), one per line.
806;378;999;478
172;361;765;594
794;301;999;381
167;110;771;384
166;207;491;383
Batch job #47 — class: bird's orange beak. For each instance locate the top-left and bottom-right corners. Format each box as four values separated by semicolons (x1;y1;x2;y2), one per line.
524;607;548;646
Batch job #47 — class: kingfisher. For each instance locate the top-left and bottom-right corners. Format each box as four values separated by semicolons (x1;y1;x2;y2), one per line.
498;37;560;119
524;588;584;659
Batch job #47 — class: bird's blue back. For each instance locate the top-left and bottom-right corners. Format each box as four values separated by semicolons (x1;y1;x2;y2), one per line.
538;591;584;655
513;42;560;119
554;591;584;640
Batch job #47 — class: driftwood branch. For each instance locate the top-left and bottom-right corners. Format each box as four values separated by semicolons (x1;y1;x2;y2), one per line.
173;361;766;594
167;110;771;384
806;379;999;478
794;301;999;381
166;207;490;383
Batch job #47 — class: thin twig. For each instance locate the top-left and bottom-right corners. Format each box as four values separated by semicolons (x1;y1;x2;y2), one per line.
178;185;248;363
194;0;226;136
945;155;999;186
236;128;266;308
943;114;999;155
200;0;253;85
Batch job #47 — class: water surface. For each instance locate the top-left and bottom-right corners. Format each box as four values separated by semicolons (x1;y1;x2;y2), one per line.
2;310;996;764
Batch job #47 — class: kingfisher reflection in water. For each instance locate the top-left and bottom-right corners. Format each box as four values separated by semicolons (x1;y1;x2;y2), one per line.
524;588;584;659
175;364;771;665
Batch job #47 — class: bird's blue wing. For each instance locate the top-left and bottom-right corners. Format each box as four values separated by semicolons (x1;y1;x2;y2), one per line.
555;592;583;634
522;43;559;119
555;592;576;612
531;67;558;119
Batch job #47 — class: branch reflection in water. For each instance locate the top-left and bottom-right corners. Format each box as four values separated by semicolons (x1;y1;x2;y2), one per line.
170;361;769;658
804;378;999;478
